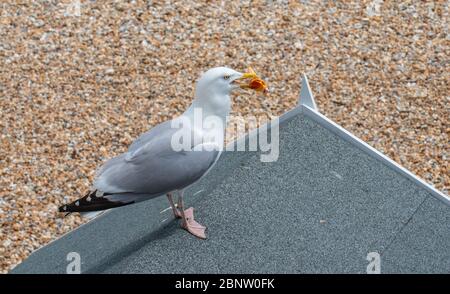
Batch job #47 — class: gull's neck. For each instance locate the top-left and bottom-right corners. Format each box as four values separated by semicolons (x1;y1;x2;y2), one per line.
182;92;231;130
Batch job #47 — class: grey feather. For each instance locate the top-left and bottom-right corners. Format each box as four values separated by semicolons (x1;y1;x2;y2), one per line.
59;66;240;214
94;119;219;196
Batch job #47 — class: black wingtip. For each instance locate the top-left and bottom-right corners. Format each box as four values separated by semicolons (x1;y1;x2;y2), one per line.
59;190;96;213
58;205;68;213
59;190;135;213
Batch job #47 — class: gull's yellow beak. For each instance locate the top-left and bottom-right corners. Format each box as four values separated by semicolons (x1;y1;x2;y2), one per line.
241;67;258;79
235;67;269;94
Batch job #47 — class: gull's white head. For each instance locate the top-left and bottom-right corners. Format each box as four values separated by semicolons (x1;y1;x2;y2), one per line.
185;66;267;125
195;67;244;98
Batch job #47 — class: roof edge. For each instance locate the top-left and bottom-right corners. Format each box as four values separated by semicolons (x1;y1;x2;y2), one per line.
298;74;318;110
301;104;449;206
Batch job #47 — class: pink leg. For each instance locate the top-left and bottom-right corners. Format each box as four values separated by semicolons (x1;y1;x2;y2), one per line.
177;190;206;239
166;193;181;219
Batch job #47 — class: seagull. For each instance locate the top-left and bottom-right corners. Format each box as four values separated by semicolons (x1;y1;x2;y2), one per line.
59;67;267;239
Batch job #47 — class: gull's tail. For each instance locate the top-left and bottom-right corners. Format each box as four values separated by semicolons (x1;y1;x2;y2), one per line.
58;190;135;217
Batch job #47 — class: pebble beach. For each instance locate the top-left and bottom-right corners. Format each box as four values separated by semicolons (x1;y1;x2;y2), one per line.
0;1;448;273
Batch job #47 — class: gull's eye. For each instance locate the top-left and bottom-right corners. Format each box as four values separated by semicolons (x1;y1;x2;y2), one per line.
223;75;231;80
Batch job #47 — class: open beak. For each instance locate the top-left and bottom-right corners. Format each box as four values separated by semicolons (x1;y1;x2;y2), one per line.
232;67;269;94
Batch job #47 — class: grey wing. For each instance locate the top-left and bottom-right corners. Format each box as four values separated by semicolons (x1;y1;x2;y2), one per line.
94;119;172;180
93;126;219;195
127;120;172;154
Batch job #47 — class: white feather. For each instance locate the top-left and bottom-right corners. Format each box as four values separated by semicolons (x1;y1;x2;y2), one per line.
80;210;108;219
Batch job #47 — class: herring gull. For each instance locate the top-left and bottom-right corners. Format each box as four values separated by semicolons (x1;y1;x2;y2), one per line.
59;67;268;239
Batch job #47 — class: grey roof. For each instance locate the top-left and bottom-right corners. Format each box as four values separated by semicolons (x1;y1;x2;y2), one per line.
11;79;449;274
